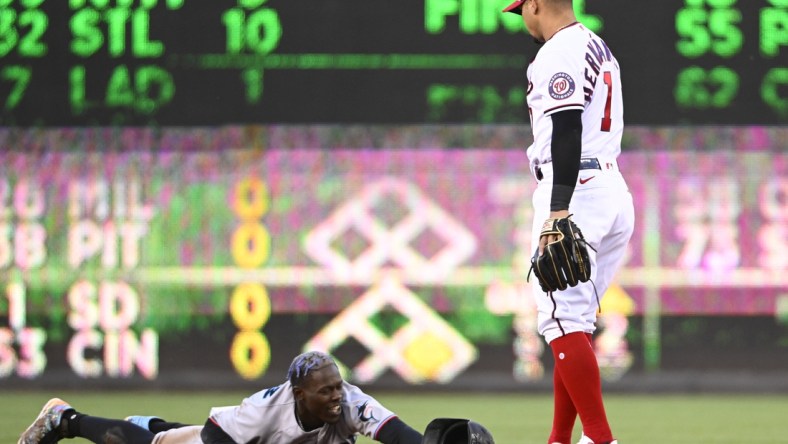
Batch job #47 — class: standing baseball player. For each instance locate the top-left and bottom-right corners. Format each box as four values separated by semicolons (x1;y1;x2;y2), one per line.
18;351;425;444
503;1;634;444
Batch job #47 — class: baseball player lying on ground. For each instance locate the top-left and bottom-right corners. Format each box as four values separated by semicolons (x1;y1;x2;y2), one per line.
19;351;427;444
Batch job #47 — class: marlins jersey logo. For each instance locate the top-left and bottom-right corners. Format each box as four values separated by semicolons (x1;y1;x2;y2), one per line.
357;401;377;422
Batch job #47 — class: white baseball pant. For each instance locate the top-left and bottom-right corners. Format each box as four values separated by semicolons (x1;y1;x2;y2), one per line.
530;158;635;344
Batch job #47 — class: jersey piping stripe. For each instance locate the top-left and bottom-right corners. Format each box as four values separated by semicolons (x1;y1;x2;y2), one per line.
544;103;584;114
374;415;397;440
549;293;566;336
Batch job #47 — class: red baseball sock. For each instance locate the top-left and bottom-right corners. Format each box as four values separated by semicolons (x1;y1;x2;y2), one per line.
550;332;613;444
548;366;576;444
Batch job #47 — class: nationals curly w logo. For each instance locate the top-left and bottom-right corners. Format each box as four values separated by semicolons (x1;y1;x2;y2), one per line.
548;72;575;100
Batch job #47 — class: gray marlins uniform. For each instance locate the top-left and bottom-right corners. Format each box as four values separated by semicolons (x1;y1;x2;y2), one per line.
207;380;397;444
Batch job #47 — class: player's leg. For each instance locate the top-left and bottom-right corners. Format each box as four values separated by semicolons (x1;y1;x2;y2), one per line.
150;426;204;444
63;409;157;444
532;183;628;444
584;187;634;312
530;183;595;341
548;367;577;444
530;183;586;444
104;425;203;444
563;187;632;444
126;416;192;433
549;331;612;443
18;398;157;444
529;191;583;443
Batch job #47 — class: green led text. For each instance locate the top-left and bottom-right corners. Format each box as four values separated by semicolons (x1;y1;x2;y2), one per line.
70;65;174;115
425;0;602;34
70;7;162;57
425;0;518;34
762;67;787;117
676;5;742;58
69;0;183;9
1;65;31;109
242;69;263;104
223;7;281;54
427;84;526;123
0;8;48;57
674;66;738;109
760;6;788;57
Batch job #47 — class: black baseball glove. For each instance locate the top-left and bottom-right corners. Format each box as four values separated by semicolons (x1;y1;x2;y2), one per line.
528;215;593;293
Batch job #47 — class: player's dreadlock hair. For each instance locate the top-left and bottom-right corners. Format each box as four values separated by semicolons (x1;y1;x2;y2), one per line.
287;351;337;387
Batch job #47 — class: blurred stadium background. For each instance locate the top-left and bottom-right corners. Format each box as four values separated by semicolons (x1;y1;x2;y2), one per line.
0;1;786;443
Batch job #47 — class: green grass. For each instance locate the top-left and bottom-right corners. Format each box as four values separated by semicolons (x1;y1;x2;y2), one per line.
3;391;786;443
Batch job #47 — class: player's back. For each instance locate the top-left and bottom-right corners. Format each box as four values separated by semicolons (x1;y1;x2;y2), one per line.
575;25;623;158
560;23;623;158
528;23;624;161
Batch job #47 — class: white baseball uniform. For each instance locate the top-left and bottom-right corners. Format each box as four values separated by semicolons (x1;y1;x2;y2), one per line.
526;22;635;344
151;380;397;444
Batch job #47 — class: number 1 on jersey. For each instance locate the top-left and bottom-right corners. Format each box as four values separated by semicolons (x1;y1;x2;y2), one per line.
601;71;612;132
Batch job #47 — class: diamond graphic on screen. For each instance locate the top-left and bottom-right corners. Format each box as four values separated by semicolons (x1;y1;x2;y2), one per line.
304;178;477;281
304;277;477;383
329;228;371;263
369;193;411;229
404;332;455;380
410;228;448;261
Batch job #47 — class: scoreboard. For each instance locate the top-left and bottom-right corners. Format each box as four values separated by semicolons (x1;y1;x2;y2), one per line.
0;127;786;386
0;0;785;126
